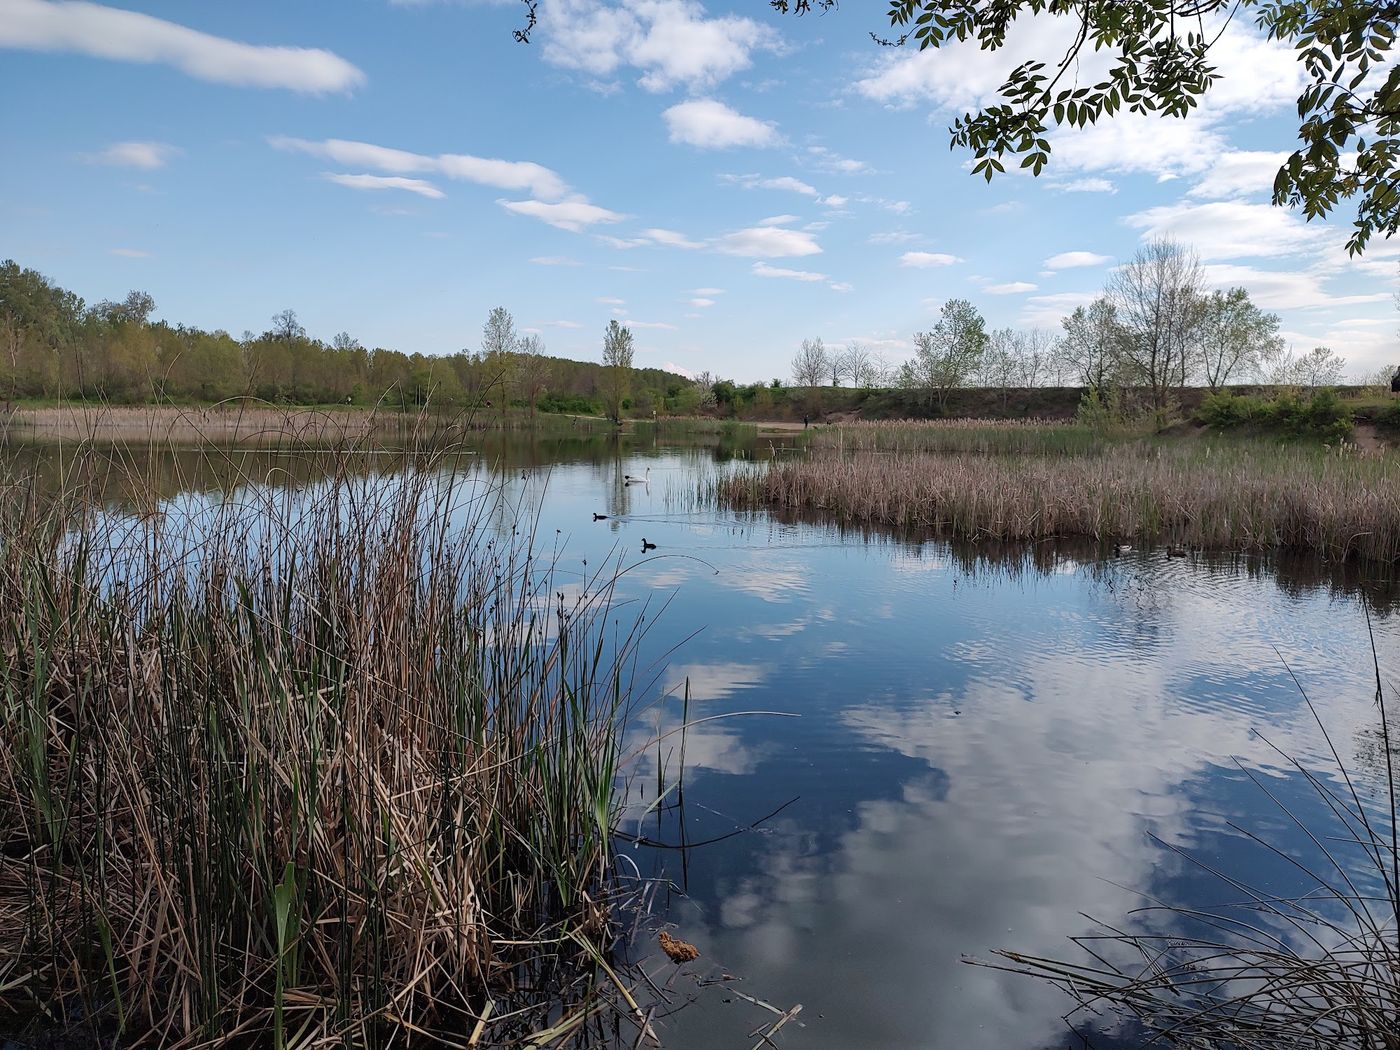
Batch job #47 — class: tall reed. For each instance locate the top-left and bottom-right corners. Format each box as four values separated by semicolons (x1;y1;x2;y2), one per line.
807;419;1103;455
717;441;1400;564
0;447;646;1045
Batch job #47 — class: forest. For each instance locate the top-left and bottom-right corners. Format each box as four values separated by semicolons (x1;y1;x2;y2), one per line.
0;260;699;415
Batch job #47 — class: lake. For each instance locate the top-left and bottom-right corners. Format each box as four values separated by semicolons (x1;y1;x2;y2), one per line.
9;426;1398;1050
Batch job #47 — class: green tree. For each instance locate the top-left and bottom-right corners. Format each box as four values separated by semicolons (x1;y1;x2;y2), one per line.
600;320;634;424
746;1;1400;254
1195;288;1284;388
903;298;989;411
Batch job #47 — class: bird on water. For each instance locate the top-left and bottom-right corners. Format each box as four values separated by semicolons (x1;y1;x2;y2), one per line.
624;467;650;484
641;538;657;552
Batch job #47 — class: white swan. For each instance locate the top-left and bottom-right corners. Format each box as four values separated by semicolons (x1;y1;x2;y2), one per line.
624;467;650;485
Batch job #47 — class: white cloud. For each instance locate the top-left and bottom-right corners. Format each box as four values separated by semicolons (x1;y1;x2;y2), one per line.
539;0;780;93
717;226;822;257
869;230;920;245
692;286;724;295
642;226;704;249
0;0;365;92
1188;151;1289;200
270;136;569;200
1199;263;1391;310
806;145;872;174
723;172;819;196
546;320;584;328
1125;200;1333;260
828;281;854;292
531;256;583;266
322;173;445;199
1044;251;1111;269
1048;177;1116;194
985;282;1037;294
1021;291;1100;326
752;262;826;282
663;99;778;149
757;213;801;227
88;140;180;169
108;247;149;258
662;361;697;378
900;251;960;268
689;297;716;307
596;295;625;304
498;197;625;232
624;319;678;329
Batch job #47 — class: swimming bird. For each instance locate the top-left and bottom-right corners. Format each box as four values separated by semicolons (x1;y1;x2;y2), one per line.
624;467;650;484
593;512;608;521
641;538;657;552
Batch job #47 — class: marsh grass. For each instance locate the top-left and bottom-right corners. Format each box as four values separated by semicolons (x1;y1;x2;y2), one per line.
978;635;1399;1049
0;438;654;1046
717;439;1400;564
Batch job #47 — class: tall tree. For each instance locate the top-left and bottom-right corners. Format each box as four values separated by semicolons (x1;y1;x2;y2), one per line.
791;337;829;387
904;298;989;411
1195;288;1284;388
600;320;634;423
1291;345;1347;389
1106;239;1204;407
515;332;551;416
1059;299;1127;392
270;309;305;342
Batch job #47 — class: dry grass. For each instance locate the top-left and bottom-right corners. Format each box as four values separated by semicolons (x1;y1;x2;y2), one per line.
0;444;650;1046
717;440;1400;564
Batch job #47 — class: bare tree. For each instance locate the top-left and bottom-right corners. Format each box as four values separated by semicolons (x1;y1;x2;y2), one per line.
271;309;305;341
1106;238;1204;406
791;337;829;387
838;341;877;388
515;332;550;415
1016;329;1057;387
1291;345;1347;389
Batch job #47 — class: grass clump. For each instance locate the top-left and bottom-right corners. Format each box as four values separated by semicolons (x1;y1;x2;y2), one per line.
0;452;646;1046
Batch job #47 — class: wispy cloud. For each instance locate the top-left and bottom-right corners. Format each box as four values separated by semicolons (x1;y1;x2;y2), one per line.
270;136;569;200
87;140;180;169
752;262;826;282
108;247;149;258
899;251;960;268
531;256;583;267
1;0;365;92
1043;251;1112;269
323;173;445;199
717;226;821;257
499;198;625;232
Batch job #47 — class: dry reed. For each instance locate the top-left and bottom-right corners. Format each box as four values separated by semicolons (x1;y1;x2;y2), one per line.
717;442;1400;564
0;444;649;1046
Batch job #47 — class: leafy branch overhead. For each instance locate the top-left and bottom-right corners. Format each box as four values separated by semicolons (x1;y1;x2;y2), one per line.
770;1;1400;254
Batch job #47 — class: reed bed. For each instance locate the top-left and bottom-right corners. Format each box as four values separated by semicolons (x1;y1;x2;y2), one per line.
717;442;1400;564
0;448;648;1046
807;419;1103;455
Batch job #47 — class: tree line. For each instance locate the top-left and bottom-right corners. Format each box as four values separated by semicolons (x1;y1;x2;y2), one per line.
791;239;1373;409
0;260;695;415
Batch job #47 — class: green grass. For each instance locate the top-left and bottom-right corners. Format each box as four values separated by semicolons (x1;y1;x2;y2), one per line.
0;445;649;1046
807;418;1105;455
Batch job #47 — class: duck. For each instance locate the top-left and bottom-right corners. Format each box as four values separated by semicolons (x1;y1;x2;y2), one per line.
641;538;657;552
593;512;608;521
624;467;650;485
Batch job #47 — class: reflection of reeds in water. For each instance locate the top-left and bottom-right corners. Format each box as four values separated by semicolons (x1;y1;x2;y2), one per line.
0;443;648;1046
980;637;1398;1049
718;442;1400;564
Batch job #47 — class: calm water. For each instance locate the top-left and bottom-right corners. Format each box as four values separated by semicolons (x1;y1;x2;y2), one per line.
10;429;1399;1049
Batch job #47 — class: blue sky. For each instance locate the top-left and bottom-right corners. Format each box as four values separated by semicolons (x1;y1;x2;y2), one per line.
2;0;1397;381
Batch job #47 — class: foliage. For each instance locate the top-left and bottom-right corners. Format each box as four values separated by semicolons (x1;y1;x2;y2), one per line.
766;0;1400;254
600;320;634;424
902;298;990;410
1196;287;1284;389
1196;386;1354;441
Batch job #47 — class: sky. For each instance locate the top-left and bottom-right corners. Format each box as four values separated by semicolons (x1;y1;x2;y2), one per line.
2;0;1398;382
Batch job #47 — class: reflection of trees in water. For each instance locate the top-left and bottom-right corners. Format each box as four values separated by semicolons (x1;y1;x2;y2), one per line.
764;503;1400;617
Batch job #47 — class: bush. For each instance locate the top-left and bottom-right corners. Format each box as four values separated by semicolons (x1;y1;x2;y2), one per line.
1375;400;1400;432
1197;388;1352;442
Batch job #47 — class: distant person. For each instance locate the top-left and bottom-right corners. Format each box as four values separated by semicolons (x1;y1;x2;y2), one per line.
1392;366;1400;397
803;414;809;429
